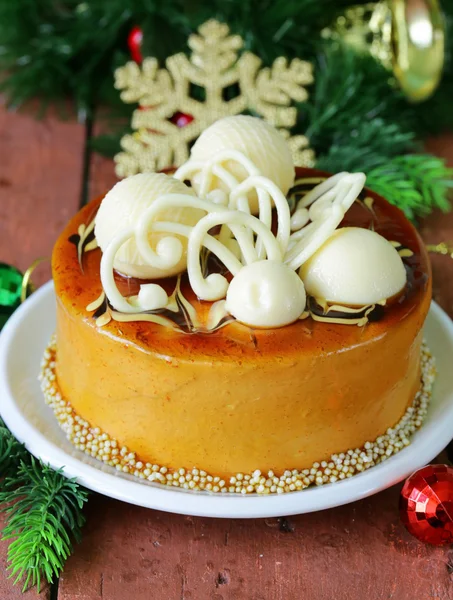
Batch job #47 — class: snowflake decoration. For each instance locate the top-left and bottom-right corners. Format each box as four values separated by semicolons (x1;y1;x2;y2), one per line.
114;19;315;177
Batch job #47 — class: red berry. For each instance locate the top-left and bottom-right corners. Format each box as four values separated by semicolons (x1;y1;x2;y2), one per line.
128;26;143;63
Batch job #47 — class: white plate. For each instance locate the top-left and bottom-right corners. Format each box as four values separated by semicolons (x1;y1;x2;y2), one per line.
1;281;453;518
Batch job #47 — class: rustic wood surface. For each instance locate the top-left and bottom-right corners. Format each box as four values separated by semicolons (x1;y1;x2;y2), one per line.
0;102;453;599
0;98;86;599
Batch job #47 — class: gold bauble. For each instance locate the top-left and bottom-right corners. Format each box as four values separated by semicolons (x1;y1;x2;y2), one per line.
323;0;445;102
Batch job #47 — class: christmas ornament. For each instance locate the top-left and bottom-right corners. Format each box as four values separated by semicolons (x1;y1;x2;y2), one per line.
400;464;453;545
114;19;315;177
128;26;143;64
170;112;194;128
0;263;24;330
0;258;47;330
322;0;445;102
426;241;453;259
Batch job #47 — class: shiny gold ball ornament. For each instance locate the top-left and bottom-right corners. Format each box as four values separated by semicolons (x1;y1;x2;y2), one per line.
323;0;445;102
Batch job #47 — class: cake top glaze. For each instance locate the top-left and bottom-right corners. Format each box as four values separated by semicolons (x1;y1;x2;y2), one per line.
53;115;430;360
53;166;430;362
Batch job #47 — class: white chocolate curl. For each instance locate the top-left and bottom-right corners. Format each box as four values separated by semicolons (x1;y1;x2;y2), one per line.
95;173;203;279
284;172;366;270
226;261;306;328
175;115;295;214
299;227;407;305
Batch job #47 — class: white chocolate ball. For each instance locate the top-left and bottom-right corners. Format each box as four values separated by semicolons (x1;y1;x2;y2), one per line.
225;260;306;328
137;284;168;310
95;173;203;279
190;116;295;213
299;227;407;305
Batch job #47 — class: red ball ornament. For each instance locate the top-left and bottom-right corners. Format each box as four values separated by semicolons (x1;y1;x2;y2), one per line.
170;112;194;128
128;26;143;63
400;464;453;545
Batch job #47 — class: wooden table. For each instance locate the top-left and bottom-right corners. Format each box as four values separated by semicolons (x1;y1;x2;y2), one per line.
1;99;452;600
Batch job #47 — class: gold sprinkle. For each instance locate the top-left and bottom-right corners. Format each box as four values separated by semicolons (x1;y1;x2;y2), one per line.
86;292;106;312
95;313;112;327
398;249;414;258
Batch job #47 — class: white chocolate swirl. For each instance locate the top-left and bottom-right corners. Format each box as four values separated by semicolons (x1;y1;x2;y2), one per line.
284;172;366;270
188;210;283;301
97;171;372;325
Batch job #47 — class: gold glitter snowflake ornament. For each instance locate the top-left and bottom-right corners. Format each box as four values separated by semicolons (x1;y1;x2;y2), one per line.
114;19;315;177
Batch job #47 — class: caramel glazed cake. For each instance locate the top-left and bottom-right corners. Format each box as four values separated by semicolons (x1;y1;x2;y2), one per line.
42;115;435;495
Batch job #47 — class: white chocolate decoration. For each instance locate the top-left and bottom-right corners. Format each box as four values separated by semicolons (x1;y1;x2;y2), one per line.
99;189;285;312
290;207;309;231
299;227;407;305
95;173;203;279
225;261;306;328
284;172;366;270
137;284;168;310
188;209;284;301
95;166;393;330
175;115;295;214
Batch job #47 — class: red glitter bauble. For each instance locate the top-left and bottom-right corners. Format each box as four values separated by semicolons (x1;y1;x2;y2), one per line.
170;112;194;127
128;26;143;63
400;464;453;545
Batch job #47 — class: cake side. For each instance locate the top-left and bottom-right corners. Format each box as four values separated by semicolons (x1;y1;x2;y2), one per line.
54;302;427;476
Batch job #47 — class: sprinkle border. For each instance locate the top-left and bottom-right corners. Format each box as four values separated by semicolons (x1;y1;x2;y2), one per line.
39;338;435;495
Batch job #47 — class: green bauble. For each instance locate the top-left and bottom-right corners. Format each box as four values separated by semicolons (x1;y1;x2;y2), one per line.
0;263;23;330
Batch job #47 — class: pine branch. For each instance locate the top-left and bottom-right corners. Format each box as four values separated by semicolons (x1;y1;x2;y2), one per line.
0;417;30;479
315;119;416;174
0;458;89;592
301;45;416;153
366;155;453;221
0;0;346;114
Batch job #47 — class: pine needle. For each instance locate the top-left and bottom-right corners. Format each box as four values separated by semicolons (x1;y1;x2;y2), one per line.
0;418;89;592
0;417;30;478
0;458;88;591
367;155;453;221
315;119;416;174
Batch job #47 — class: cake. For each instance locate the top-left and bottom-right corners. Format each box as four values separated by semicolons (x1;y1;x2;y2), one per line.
42;116;434;494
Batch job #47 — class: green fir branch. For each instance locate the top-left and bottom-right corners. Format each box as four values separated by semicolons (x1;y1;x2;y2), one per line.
0;417;30;479
1;0;451;136
315;119;416;174
366;155;453;221
0;457;89;592
302;46;416;155
0;0;347;114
